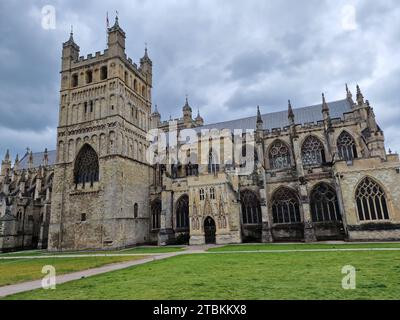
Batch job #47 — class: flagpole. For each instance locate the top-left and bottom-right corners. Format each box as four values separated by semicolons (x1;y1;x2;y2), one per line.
106;11;109;47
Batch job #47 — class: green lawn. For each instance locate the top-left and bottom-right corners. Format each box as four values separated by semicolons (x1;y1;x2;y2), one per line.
0;246;183;257
0;255;146;287
4;250;400;300
208;242;400;252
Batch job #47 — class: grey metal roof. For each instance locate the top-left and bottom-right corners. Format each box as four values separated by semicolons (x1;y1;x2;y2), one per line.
196;99;352;132
19;150;56;170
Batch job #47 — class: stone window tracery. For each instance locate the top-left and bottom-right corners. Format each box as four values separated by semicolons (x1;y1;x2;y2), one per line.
240;190;262;224
272;188;301;224
355;177;389;221
74;144;99;187
337;131;358;161
176;195;189;229
310;183;341;222
269;140;291;169
302;136;325;166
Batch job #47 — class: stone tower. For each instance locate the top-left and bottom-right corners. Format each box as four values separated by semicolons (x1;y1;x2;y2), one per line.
48;17;154;251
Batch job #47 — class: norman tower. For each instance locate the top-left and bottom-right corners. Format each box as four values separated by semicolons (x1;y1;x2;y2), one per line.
48;17;155;250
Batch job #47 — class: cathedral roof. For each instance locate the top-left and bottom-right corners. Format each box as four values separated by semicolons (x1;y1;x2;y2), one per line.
196;99;352;132
18;150;56;170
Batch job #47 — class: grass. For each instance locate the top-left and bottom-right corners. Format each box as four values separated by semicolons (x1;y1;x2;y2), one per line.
4;249;400;300
0;255;146;287
208;242;400;252
0;246;184;257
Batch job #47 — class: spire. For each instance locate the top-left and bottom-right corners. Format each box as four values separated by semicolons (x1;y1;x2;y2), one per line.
288;100;294;124
69;25;74;41
256;105;263;131
63;25;79;49
108;11;124;34
152;104;160;118
12;154;19;171
43;148;49;166
195;108;204;125
114;11;119;27
28;150;33;169
183;95;192;112
322;93;329;113
4;149;10;161
140;42;152;65
356;84;364;105
257;105;263;123
345;83;353;102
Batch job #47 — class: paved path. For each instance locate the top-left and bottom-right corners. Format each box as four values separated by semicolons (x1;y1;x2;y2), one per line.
1;244;400;298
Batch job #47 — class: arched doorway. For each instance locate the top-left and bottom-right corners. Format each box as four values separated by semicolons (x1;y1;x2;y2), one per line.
204;216;216;244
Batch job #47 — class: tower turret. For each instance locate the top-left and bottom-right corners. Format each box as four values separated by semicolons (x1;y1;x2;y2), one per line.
107;15;126;57
364;100;386;159
1;150;11;177
140;45;153;86
62;27;80;71
195;109;204;126
183;96;193;128
150;105;161;129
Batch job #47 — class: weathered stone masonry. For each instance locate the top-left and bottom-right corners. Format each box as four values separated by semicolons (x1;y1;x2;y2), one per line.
1;19;400;252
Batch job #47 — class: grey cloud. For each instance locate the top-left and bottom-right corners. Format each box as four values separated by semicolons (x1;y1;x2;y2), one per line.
1;0;400;157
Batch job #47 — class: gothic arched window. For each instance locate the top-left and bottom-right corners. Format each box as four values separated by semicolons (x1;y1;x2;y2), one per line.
271;187;301;224
355;177;389;221
134;203;138;218
241;190;262;224
151;199;161;230
269;140;291;169
176;195;189;229
74;144;99;187
302;136;325;166
310;183;341;222
337;131;358;161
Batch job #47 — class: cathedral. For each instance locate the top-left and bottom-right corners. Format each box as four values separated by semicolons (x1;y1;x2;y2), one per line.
1;18;400;252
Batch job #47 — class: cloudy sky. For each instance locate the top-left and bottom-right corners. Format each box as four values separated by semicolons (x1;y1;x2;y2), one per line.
1;0;400;161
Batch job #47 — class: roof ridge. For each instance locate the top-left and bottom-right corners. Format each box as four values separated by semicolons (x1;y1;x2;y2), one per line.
199;98;349;129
